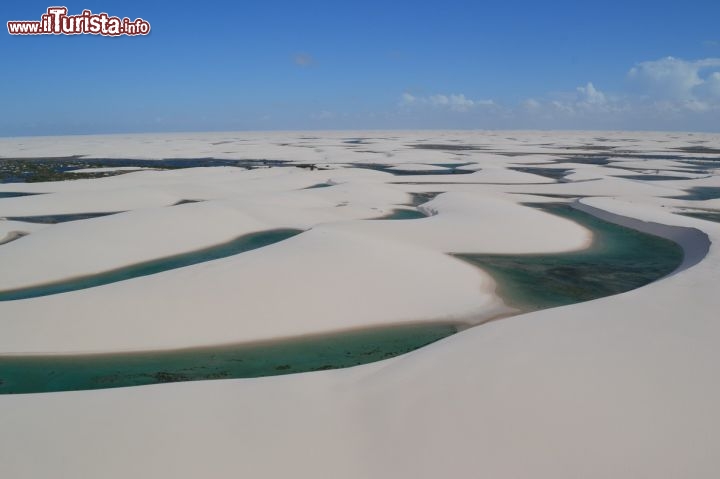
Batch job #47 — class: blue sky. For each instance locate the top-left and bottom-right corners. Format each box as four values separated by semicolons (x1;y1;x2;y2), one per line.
2;0;720;136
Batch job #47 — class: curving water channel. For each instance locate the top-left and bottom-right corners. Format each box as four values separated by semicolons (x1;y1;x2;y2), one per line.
0;229;302;302
456;203;684;311
0;324;458;394
0;202;687;394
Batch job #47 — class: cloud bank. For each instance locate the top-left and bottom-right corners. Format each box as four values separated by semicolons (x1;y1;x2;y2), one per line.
398;57;720;131
401;93;494;112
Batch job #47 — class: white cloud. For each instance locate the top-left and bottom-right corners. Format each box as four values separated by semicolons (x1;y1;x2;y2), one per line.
401;92;417;104
542;82;614;117
697;71;720;100
551;100;575;114
627;56;720;103
523;57;720;126
522;98;541;110
576;82;606;105
429;94;478;111
401;92;494;112
394;57;720;131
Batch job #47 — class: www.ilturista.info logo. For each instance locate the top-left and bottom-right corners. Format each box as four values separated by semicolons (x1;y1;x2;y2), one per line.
7;7;151;36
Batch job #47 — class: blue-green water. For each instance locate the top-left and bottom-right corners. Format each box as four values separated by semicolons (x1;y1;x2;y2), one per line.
675;187;720;201
353;163;475;176
409;143;485;151
509;167;572;181
303;182;334;189
0;324;458;394
556;156;612;166
377;208;427;220
0;229;302;302
0;192;40;198
407;192;440;207
0;202;687;395
6;212;120;224
619;174;694;181
456;204;684;311
677;210;720;223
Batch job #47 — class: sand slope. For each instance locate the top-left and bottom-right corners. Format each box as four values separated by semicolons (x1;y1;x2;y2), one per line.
1;130;719;478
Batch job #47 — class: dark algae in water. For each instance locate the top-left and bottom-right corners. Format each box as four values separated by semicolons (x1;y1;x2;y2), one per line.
0;324;458;394
456;204;684;312
0;157;289;183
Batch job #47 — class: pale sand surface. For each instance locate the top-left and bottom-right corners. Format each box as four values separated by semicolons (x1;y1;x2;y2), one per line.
0;130;719;477
0;191;590;292
0;230;27;245
0;219;47;238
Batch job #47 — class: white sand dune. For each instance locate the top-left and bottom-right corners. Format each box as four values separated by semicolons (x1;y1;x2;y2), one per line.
322;192;592;254
0;130;719;478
